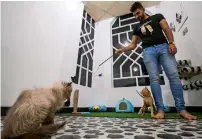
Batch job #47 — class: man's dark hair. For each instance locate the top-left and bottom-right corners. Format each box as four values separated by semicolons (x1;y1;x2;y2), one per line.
130;2;144;13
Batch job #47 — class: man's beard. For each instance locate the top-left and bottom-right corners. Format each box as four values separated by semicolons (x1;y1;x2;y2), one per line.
138;15;146;22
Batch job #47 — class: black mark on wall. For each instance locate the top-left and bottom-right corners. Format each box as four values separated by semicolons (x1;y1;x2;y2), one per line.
182;27;188;36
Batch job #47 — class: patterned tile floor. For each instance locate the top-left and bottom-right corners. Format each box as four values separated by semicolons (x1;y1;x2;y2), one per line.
1;116;202;139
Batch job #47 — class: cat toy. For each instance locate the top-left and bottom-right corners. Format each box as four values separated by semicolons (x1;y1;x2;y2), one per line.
93;54;114;77
136;90;143;98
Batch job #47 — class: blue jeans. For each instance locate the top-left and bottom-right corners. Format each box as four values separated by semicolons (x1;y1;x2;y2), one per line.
143;43;185;112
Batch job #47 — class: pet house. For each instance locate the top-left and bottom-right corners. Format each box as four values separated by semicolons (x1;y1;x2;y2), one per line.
115;98;134;113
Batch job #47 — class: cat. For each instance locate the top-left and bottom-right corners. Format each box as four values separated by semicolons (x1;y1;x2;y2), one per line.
137;87;155;117
1;81;72;139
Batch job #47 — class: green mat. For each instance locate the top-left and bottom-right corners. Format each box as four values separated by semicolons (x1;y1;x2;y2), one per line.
56;112;202;119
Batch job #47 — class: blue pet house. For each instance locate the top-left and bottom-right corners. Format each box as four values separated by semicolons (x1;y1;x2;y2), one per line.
115;98;134;113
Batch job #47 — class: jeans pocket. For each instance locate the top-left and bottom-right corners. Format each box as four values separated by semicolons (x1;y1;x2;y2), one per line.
159;43;169;52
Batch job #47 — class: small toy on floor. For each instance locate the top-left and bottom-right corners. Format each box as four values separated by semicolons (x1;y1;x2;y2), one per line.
88;105;107;112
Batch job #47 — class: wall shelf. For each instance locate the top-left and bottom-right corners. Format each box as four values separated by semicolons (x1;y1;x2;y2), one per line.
177;60;202;91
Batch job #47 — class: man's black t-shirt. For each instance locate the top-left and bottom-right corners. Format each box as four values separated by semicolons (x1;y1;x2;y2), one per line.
133;13;168;49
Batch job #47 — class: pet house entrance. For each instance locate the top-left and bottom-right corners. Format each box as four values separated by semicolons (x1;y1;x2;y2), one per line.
119;102;127;110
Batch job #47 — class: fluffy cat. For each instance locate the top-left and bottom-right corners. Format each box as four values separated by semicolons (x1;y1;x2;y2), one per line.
1;81;72;139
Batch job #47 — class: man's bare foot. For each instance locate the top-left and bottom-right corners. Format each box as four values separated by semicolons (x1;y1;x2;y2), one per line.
179;110;197;120
153;110;165;119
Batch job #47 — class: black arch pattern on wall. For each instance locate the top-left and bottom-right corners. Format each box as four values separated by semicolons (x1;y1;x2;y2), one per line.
73;10;95;87
111;13;165;87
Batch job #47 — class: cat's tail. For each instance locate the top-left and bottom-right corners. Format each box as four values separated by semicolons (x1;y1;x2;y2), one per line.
1;121;66;139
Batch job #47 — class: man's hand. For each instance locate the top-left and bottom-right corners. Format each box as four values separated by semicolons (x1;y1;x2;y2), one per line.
168;44;177;55
115;36;138;55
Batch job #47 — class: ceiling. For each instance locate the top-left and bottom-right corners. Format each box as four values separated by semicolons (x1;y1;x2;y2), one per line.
82;1;161;22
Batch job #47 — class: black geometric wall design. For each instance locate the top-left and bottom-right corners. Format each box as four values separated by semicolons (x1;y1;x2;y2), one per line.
73;10;95;87
111;13;165;88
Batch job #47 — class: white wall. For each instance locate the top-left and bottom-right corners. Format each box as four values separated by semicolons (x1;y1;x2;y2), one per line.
0;1;2;106
158;1;202;66
2;1;201;108
157;1;202;106
1;1;84;106
0;1;161;108
1;1;112;107
88;2;202;108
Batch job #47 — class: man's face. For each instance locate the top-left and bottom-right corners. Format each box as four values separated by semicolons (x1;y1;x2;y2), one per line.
133;8;145;21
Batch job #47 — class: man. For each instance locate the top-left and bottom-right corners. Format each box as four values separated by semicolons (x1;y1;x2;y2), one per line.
115;2;197;120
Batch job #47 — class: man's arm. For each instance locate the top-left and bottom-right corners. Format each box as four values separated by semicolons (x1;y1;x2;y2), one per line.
159;18;177;55
122;35;139;52
159;19;174;43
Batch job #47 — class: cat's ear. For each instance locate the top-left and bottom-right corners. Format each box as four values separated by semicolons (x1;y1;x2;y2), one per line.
146;86;149;89
67;82;72;86
61;81;70;87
